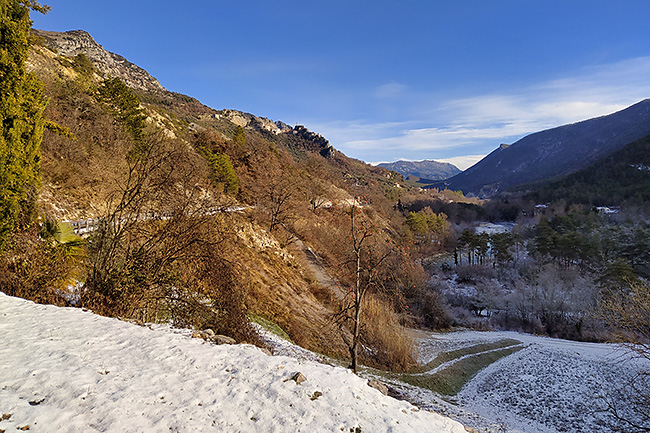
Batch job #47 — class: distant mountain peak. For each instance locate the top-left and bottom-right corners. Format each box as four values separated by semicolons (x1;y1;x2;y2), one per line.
377;159;461;181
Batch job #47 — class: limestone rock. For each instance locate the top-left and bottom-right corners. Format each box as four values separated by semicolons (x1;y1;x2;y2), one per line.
367;379;388;395
211;335;236;345
287;372;306;385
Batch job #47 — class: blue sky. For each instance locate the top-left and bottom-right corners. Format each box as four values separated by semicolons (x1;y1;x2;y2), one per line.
32;1;650;169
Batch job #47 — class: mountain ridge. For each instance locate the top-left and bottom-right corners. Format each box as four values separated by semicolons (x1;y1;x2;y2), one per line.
523;134;650;206
32;29;165;92
432;99;650;195
377;159;461;181
30;29;338;166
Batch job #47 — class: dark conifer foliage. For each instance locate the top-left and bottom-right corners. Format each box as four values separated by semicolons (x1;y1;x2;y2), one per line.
0;1;49;247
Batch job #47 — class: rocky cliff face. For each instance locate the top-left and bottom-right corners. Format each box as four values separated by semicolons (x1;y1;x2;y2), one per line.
216;112;335;157
219;109;292;135
32;29;164;92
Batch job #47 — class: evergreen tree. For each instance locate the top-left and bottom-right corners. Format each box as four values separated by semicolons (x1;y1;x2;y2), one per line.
98;78;146;138
0;1;49;248
405;207;449;246
203;150;239;195
491;232;515;267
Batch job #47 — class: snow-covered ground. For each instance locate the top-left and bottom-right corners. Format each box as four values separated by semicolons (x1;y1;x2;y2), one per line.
3;291;647;433
0;293;466;433
474;222;515;235
397;330;649;433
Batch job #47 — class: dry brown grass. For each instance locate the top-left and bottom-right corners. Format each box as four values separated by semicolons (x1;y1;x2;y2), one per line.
359;294;417;372
230;218;348;358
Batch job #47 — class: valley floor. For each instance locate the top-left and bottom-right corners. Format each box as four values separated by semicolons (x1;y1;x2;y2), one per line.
0;293;465;433
390;330;648;433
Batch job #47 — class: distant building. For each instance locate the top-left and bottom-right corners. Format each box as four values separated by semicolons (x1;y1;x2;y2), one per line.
595;206;619;215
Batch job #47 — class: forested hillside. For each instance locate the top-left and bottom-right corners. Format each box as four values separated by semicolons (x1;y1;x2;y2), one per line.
522;134;650;207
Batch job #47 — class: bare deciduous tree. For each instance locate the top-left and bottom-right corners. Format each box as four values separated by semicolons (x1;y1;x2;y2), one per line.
335;205;393;374
266;181;294;233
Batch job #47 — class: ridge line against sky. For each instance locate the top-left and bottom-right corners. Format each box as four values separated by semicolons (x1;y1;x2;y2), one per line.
31;1;650;170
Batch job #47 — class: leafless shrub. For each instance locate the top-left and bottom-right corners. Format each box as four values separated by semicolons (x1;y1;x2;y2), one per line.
456;264;496;283
80;133;260;344
0;228;79;306
419;290;452;329
597;369;650;433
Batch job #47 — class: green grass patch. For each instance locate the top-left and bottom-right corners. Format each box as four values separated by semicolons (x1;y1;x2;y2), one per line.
402;344;523;396
409;338;522;374
250;315;293;342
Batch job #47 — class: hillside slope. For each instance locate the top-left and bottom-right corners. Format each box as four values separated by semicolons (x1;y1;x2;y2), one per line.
434;100;650;195
28;29;399;220
22;29;418;369
523;134;650;206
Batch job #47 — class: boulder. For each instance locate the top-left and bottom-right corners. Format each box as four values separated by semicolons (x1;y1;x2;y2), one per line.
211;335;236;345
286;372;307;385
367;379;388;395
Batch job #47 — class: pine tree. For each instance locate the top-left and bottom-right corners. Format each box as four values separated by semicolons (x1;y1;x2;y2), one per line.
202;149;239;195
0;1;49;247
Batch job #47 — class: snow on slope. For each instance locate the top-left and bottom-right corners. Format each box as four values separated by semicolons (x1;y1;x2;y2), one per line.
404;330;649;433
0;293;466;433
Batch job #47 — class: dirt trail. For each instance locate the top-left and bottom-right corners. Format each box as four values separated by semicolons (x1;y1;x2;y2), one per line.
293;239;345;302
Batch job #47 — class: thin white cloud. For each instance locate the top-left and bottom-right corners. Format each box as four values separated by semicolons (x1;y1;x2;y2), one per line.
440;57;650;133
437;155;486;171
323;119;537;160
541;57;650;97
374;82;409;99
316;56;650;163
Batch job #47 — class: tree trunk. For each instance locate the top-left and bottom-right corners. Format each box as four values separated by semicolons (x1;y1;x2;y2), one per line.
351;300;361;374
351;249;362;374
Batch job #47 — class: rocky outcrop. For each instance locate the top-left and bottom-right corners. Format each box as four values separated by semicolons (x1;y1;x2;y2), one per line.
219;109;292;135
32;29;164;92
191;329;236;345
217;111;336;157
292;125;337;158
